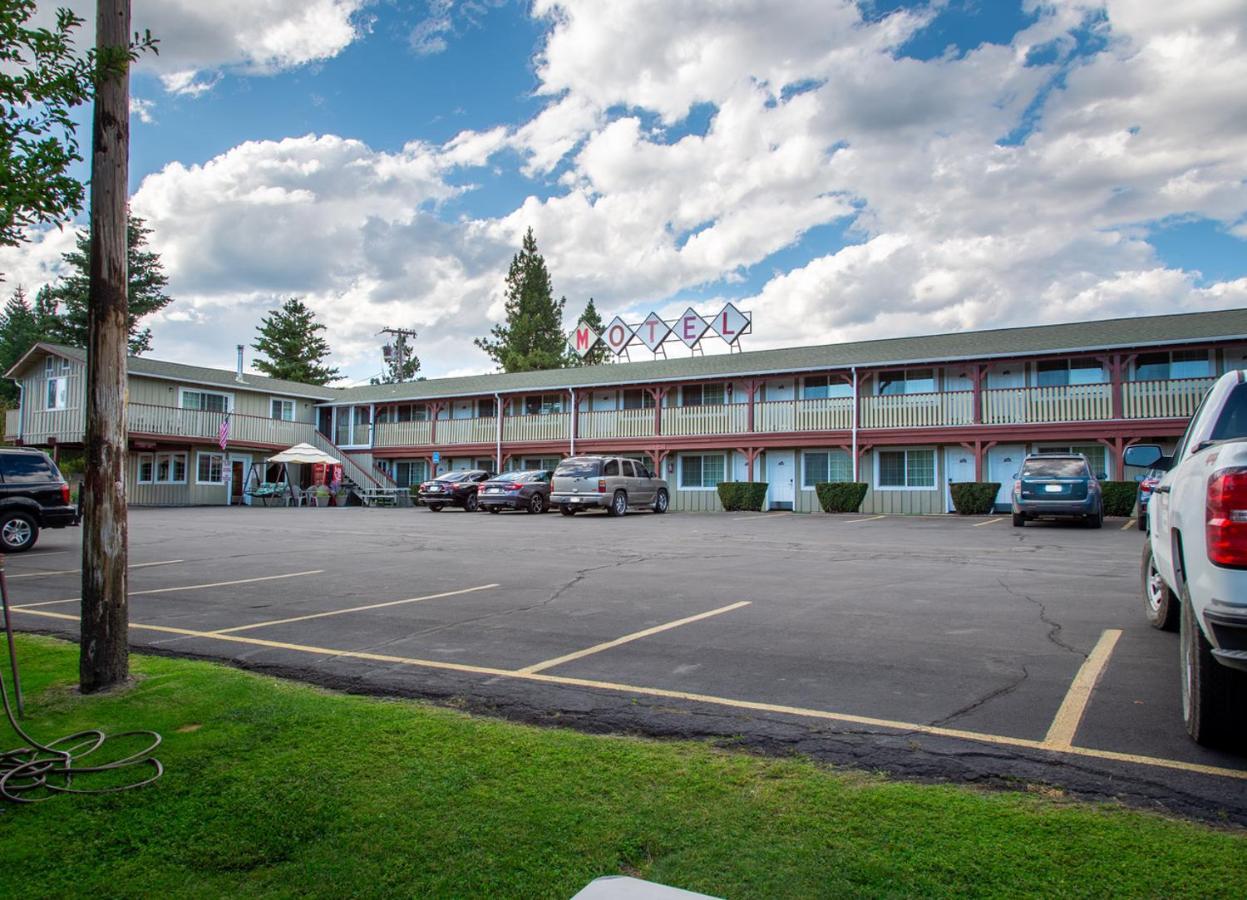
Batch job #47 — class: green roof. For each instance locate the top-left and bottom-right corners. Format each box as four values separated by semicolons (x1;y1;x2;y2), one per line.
328;307;1247;405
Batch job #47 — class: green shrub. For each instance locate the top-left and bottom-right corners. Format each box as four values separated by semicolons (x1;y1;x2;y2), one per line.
948;482;1001;515
814;482;868;513
716;482;769;512
1101;481;1138;517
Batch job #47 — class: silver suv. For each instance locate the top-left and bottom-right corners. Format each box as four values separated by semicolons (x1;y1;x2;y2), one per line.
551;456;669;516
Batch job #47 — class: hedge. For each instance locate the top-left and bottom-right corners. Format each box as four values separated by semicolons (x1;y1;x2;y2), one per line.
1101;481;1138;517
716;482;769;512
814;482;868;513
948;482;1001;515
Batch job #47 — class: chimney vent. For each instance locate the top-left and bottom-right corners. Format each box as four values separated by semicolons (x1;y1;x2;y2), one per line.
236;345;246;383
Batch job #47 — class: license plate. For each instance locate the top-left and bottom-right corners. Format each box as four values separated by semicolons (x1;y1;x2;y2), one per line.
1044;484;1063;493
572;497;583;503
486;488;501;493
428;486;442;492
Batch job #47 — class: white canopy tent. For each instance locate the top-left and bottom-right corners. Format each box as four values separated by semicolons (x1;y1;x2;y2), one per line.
266;443;339;465
243;443;342;506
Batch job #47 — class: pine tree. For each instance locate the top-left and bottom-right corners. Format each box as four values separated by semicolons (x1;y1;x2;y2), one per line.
0;285;56;404
574;297;610;366
43;212;173;353
370;332;421;385
475;228;570;373
252;297;340;385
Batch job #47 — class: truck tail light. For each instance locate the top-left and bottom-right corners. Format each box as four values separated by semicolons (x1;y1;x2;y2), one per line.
61;483;71;505
1206;468;1247;568
597;479;606;493
1013;479;1021;495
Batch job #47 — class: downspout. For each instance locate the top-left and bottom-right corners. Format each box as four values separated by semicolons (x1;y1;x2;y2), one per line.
569;387;576;457
494;392;502;473
850;366;859;482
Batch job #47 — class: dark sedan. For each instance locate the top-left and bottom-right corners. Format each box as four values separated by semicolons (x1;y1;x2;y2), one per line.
418;470;492;511
479;470;553;514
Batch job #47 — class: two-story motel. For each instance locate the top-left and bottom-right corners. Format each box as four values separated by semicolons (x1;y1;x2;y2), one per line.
5;307;1245;514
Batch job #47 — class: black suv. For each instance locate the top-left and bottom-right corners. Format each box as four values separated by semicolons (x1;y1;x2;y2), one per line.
0;448;80;552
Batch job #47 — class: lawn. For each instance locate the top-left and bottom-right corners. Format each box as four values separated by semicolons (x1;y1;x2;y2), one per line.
0;635;1243;898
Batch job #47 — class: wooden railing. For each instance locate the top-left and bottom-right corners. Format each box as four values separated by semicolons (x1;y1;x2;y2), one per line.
503;413;569;442
860;391;973;428
663;404;749;436
1123;377;1216;420
127;403;313;447
437;417;497;445
578;408;656;439
374;420;433;448
981;383;1112;425
4;409;20;441
307;432;384;489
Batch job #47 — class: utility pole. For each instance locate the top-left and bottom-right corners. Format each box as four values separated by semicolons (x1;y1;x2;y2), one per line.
80;0;132;692
379;327;419;382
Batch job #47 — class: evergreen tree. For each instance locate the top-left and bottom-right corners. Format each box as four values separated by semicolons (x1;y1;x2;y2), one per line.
43;212;173;353
370;332;421;385
574;297;610;366
252;297;340;385
0;285;56;404
475;228;570;372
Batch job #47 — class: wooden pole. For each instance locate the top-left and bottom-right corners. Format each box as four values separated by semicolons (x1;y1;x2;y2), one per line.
80;0;132;692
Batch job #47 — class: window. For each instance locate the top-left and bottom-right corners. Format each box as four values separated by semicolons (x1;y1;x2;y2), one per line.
1021;457;1090;478
878;369;936;395
45;375;68;410
1134;351;1212;381
196;452;225;485
603;459;620;477
681;383;725;406
180;389;231;413
680;453;726;489
876;449;935;489
146;452;187;485
521;456;562;472
1037;445;1108;478
524;394;563;415
393;459;429;487
386;403;428;423
271;399;295;421
0;453;56;484
478;398;496;418
44;355;70;376
1035;360;1105;387
622;389;656;409
801;376;852;400
802;450;851;488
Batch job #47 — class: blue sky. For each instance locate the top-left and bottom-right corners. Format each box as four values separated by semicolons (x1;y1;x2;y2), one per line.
6;0;1245;382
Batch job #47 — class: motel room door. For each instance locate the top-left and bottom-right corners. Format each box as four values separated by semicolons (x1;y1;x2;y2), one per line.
986;444;1026;511
766;450;795;510
229;454;251;505
944;447;977;513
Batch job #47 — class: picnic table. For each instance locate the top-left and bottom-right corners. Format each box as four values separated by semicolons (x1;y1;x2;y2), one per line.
358;487;409;507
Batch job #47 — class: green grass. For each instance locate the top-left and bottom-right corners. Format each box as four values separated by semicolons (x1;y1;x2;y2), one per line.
0;635;1243;898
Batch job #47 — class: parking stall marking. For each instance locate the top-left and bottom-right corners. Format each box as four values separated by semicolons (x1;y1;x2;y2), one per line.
973;517;1004;528
516;601;751;674
1121;518;1138;531
209;583;501;634
846;515;887;524
6;559;186;580
1043;628;1123;750
11;569;325;609
11;607;1245;783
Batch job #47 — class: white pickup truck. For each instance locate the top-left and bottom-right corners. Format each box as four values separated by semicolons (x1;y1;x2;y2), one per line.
1126;370;1247;749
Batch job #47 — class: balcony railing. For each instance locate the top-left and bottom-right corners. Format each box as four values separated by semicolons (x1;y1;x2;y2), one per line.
129;403;315;447
981;383;1112;425
579;408;656;439
4;409;20;441
438;417;497;445
1123;377;1216;420
861;391;973;429
374;420;433;448
503;412;569;442
663;404;749;436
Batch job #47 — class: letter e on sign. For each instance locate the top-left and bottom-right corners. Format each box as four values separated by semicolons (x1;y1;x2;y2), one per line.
676;307;709;348
710;302;749;343
604;316;634;355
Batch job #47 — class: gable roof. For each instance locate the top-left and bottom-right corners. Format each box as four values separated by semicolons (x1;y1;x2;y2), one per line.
6;343;342;401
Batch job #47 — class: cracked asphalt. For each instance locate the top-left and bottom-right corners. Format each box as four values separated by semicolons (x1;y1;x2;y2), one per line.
7;506;1247;824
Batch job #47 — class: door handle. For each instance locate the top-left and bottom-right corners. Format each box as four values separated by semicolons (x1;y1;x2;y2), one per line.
1154;485;1171;494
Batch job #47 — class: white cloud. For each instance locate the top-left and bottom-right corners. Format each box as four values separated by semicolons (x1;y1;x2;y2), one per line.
129;97;156;124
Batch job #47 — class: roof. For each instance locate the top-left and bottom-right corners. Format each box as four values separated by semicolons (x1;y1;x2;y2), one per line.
6;343;341;401
330;307;1247;405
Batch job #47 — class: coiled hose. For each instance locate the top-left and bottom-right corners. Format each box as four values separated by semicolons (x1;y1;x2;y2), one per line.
0;554;162;803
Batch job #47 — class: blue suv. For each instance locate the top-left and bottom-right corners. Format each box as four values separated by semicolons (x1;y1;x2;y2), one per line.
1011;453;1104;529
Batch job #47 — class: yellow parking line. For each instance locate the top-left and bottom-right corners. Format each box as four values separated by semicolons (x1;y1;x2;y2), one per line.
846;515;886;524
517;601;751;674
973;517;1003;527
210;583;500;634
1121;518;1137;531
8;607;1245;781
1044;629;1123;749
12;569;324;609
6;559;185;580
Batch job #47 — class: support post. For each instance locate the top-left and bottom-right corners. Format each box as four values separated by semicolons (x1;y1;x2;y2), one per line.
970;364;985;424
80;0;132;692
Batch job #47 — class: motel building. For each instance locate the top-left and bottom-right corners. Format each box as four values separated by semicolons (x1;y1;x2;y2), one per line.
4;307;1246;514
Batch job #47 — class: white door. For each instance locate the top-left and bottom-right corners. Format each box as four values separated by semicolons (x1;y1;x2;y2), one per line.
986;444;1026;510
766;450;795;510
944;447;976;512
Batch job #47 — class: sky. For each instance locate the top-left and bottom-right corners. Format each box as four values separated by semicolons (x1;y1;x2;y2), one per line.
3;0;1246;384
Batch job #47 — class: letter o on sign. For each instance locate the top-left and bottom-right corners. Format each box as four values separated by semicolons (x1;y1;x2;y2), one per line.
608;324;626;346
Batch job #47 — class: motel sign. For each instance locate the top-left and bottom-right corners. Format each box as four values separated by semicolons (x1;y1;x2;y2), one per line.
570;302;752;360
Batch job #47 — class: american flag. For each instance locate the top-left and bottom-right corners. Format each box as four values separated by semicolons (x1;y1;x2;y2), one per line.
218;415;230;450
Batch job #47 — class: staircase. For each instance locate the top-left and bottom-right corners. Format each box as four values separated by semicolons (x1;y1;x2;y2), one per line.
307;432;396;494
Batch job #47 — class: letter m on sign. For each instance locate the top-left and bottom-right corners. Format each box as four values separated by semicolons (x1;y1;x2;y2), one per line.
571;324;599;359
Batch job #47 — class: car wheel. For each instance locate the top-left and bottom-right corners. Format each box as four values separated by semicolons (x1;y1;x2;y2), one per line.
607;490;627;517
653;489;668;514
428;503;443;512
1012;512;1025;527
1141;541;1178;631
560;505;576;516
528;493;545;514
1180;581;1247;749
1137;512;1148;532
1086;508;1103;529
0;512;38;552
464;494;479;512
488;507;501;514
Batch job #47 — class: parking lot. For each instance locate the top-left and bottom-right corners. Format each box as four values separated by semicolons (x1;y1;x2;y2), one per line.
6;506;1246;822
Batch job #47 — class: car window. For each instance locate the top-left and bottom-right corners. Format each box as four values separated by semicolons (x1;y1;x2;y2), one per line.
1210;382;1247;442
1020;458;1088;478
0;453;56;484
621;460;636;477
555;458;601;478
603;459;620;476
437;472;468;482
636;463;653;479
1173;385;1215;461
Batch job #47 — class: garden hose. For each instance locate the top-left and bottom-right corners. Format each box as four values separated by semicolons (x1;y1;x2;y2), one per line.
0;555;163;803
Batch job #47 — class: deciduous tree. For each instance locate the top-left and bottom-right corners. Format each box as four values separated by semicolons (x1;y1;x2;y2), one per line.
252;297;340;385
475;228;570;373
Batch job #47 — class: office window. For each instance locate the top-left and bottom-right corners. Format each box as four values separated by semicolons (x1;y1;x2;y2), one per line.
877;449;935;489
393;459;429;487
802;451;852;488
151;452;187;485
180;389;230;413
682;383;725;406
622;389;656;409
271;399;295;421
196;453;225;485
137;455;155;484
679;454;726;489
524;394;563;415
878;369;936;395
